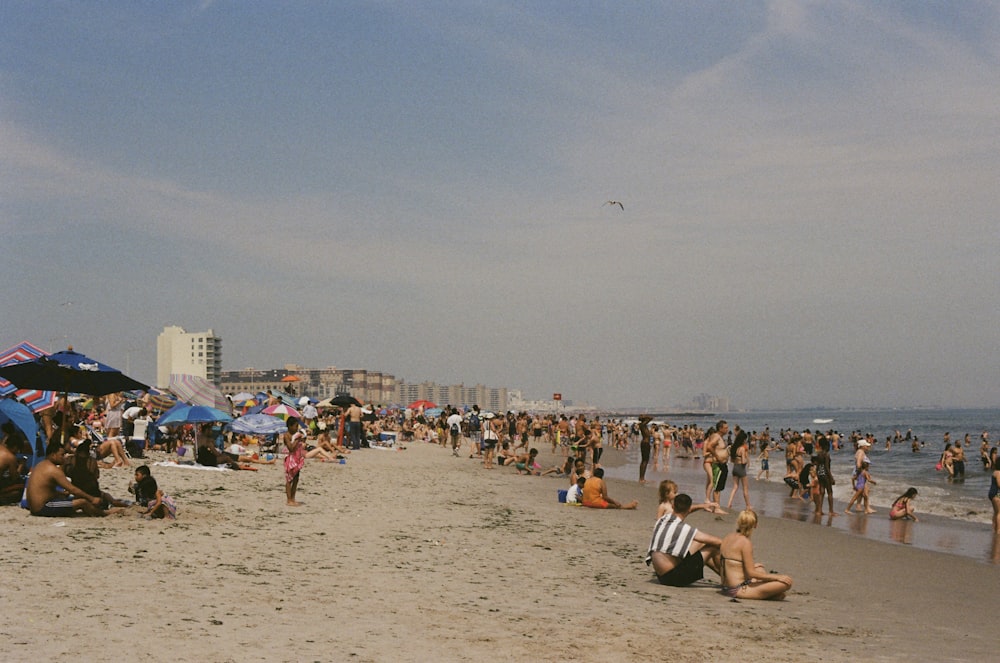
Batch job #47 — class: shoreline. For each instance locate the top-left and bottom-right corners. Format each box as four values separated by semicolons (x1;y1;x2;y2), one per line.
3;439;998;662
599;446;1000;564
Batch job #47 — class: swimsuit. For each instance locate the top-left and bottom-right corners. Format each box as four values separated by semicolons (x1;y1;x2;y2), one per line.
989;475;999;501
712;463;729;492
720;555;751;597
32;498;76;517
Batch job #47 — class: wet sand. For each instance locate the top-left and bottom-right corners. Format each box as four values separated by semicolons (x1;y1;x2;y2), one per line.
2;441;997;662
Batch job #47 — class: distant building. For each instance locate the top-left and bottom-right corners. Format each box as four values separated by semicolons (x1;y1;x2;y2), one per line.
156;325;222;388
688;393;730;413
395;381;507;413
219;364;398;405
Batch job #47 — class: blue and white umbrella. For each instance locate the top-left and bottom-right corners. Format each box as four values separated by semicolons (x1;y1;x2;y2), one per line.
228;413;287;435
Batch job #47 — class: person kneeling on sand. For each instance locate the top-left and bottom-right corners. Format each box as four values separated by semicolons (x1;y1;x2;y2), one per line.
719;510;793;600
582;467;638;509
646;493;721;586
26;440;106;517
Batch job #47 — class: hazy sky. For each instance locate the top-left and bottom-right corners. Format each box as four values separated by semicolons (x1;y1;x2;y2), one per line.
2;1;999;410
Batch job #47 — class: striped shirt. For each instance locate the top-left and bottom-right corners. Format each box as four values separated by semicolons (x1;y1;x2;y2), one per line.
646;514;696;565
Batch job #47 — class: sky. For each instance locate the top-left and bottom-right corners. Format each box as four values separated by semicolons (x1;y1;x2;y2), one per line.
2;1;999;410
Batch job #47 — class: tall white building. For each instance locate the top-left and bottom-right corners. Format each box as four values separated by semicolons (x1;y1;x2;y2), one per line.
156;325;222;388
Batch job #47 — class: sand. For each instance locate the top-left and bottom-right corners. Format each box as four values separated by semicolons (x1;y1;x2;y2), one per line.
2;441;997;662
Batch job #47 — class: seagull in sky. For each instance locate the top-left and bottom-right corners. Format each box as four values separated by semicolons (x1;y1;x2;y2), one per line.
602;200;624;210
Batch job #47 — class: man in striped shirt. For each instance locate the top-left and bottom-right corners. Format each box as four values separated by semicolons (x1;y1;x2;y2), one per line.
646;493;722;586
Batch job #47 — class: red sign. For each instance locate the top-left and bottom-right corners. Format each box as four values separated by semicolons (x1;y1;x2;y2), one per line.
553;393;562;401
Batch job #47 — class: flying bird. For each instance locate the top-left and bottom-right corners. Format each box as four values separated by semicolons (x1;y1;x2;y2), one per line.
602;200;624;210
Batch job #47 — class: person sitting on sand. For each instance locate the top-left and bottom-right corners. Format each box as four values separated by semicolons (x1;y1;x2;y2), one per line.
0;422;27;504
64;441;130;509
581;467;638;510
646;493;721;586
26;440;106;517
512;448;541;475
565;475;586;504
889;487;919;521
92;429;130;468
130;465;176;519
719;510;793;600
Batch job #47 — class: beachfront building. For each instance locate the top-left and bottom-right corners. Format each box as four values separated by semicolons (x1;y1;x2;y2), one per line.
688;393;730;413
156;325;222;389
507;390;568;414
395;381;508;413
219;364;397;405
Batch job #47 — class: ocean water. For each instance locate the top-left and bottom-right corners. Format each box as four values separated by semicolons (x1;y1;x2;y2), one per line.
600;408;1000;563
720;408;999;523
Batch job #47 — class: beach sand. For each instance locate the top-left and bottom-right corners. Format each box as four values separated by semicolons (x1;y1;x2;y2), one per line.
2;442;996;662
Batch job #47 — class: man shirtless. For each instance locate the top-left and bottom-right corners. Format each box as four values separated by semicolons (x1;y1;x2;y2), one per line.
26;440;105;517
346;402;363;450
703;420;730;513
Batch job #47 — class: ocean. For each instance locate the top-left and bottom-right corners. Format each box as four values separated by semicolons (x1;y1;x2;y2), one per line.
600;407;1000;563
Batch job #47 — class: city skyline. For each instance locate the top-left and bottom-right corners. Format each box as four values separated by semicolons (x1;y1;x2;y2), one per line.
2;3;998;410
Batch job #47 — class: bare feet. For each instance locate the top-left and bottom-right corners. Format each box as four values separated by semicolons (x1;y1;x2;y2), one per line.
623;500;639;510
864;508;877;514
287;500;302;507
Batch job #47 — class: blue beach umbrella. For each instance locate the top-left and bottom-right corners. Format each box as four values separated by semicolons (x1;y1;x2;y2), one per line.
156;404;233;426
0;398;41;468
0;347;148;397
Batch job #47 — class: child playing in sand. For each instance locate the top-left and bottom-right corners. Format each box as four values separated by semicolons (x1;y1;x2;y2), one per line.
844;461;876;514
889;487;919;521
131;465;176;520
283;418;306;506
565;475;586;505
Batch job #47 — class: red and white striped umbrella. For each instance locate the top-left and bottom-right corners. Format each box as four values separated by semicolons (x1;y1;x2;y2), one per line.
0;341;57;412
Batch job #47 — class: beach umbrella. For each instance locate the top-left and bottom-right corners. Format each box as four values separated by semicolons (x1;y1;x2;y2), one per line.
0;347;148;397
0;398;42;469
424;407;443;417
168;374;230;410
147;392;176;411
262;403;302;421
228;413;287;435
0;341;57;413
0;398;38;445
407;399;437;410
230;392;255;402
318;394;361;408
156;404;233;426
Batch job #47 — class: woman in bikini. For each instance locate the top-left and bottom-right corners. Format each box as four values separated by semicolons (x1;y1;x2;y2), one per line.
719;510;793;601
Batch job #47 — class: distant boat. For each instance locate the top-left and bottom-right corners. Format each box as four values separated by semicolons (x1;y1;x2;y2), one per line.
813;418;834;424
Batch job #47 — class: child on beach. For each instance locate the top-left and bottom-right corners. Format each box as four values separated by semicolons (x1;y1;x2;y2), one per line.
131;465;176;519
283;418;306;506
565;475;586;505
756;443;771;481
806;463;822;513
889;487;919;521
844;461;876;514
656;479;716;519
